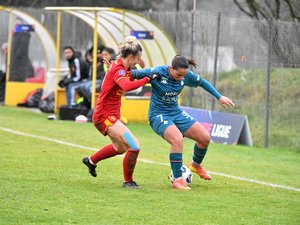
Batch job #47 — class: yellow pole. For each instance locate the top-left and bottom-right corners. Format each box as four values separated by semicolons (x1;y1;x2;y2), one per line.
4;9;13;105
122;10;125;44
91;11;98;109
54;11;61;113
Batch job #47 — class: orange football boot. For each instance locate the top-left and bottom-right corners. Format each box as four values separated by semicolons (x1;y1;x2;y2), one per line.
188;162;212;180
172;177;191;190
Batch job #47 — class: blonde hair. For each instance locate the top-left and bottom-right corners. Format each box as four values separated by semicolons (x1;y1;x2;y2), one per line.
121;39;142;58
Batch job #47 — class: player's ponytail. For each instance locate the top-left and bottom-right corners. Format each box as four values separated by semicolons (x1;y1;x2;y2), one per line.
121;38;142;58
172;54;197;69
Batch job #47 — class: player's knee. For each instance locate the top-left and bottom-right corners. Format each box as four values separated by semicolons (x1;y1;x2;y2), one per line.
116;146;127;154
113;142;127;154
128;140;140;151
170;135;184;149
202;133;210;148
135;141;140;150
123;133;140;151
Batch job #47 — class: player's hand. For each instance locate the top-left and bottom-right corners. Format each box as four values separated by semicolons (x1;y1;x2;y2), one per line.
149;73;161;82
219;96;235;108
103;57;111;68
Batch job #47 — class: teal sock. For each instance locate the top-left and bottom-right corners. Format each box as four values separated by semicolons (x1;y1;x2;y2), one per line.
169;153;182;179
192;144;207;165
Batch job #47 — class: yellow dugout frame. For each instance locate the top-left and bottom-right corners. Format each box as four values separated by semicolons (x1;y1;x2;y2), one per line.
0;6;56;106
45;7;177;120
1;7;177;122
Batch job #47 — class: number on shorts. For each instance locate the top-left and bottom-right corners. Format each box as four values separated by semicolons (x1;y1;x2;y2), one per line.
157;114;163;123
182;111;193;120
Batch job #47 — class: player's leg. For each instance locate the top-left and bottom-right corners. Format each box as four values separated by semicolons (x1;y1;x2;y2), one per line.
107;121;141;188
83;118;141;189
164;125;184;177
82;117;122;177
183;122;212;180
163;125;191;190
149;114;190;190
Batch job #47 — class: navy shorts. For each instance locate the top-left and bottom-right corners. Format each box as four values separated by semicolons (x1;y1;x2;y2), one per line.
149;111;197;137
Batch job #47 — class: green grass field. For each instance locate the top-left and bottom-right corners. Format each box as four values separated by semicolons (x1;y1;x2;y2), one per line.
0;106;299;225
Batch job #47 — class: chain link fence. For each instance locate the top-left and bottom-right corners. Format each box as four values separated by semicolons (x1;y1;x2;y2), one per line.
144;10;300;150
0;8;299;150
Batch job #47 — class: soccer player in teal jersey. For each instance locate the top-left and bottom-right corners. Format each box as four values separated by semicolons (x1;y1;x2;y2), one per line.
132;55;234;190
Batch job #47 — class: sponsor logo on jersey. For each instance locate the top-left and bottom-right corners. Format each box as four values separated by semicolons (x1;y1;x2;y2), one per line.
162;92;178;102
161;77;168;84
165;92;178;96
119;70;126;76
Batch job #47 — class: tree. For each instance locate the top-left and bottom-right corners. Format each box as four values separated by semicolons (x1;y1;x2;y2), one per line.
233;0;300;21
233;0;300;67
0;0;154;10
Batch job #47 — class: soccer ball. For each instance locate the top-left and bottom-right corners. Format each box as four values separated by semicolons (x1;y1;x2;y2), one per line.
170;165;193;185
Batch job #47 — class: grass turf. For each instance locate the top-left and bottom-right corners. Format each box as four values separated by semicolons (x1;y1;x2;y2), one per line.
0;106;299;225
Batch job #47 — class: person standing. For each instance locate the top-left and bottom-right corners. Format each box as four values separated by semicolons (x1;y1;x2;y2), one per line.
132;55;235;190
82;40;159;188
9;18;34;82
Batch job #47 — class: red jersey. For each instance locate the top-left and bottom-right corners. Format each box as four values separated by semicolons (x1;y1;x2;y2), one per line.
93;58;149;124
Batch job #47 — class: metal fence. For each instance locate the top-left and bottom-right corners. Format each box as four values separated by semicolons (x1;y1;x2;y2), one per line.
143;10;300;150
0;8;299;150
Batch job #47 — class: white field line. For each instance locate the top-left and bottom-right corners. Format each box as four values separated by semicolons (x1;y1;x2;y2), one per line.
1;127;300;193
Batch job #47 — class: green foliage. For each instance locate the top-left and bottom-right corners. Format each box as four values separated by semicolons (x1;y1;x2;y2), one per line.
0;107;299;225
182;68;300;150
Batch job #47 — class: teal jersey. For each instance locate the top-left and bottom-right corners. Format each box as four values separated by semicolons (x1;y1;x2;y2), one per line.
132;66;219;118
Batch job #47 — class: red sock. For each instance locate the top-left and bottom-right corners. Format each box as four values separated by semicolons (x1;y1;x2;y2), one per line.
90;144;119;164
123;150;140;182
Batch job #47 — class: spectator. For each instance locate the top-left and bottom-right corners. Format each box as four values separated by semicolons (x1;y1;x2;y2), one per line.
1;42;8;72
79;47;115;105
102;47;115;75
9;18;34;82
60;46;88;106
0;43;7;102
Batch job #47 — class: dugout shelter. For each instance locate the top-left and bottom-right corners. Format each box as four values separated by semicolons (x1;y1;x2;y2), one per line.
44;7;177;120
0;6;56;106
1;7;177;122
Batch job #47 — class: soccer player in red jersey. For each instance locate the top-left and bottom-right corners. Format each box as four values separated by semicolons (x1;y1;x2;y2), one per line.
82;40;158;188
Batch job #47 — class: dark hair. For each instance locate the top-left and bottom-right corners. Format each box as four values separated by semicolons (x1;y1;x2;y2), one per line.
63;46;74;53
103;47;115;55
97;44;105;53
121;40;142;58
171;55;197;69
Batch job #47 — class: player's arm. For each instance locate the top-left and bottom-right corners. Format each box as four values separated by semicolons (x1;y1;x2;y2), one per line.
200;79;234;107
117;77;150;91
185;70;234;108
131;68;152;79
184;70;221;98
114;69;150;92
132;68;161;83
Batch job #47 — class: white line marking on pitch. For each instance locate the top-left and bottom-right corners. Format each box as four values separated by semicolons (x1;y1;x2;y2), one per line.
1;127;300;193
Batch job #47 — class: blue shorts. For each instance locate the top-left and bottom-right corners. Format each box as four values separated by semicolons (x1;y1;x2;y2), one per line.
149;111;197;137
